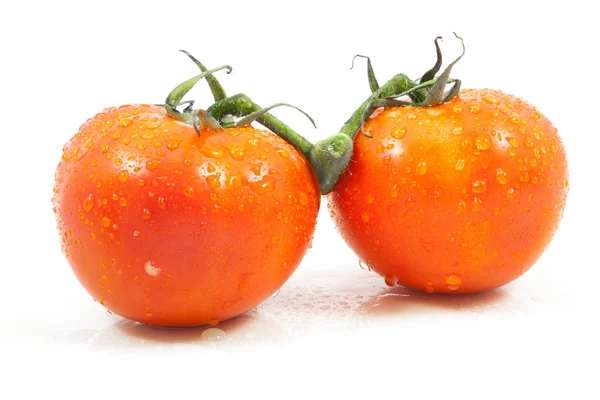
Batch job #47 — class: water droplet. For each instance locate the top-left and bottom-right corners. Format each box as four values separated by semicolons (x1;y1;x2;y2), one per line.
249;162;263;176
456;200;466;214
157;197;166;209
384;275;398;287
118;114;134;127
564;179;569;187
390;184;399;198
298;191;309;206
524;137;533;148
118;171;129;183
469;104;481;114
391;127;407;139
119;197;127;207
425;281;434;293
140;208;151;220
133;230;141;237
136;179;145;187
182;185;196;198
452;126;463;136
250;175;276;194
472;179;487;193
415;161;428;175
496;168;508;184
146;159;162;171
144;261;160;277
166;138;182;151
201;147;225;159
455;159;465;171
509;115;520;125
145;312;153;318
361;212;370;222
407;113;417;120
508;148;517;157
472;197;483;211
483;95;498;104
90;232;97;240
475;136;491;150
101;144;110;154
453;105;463;114
445;274;461;290
83;195;94;212
405;196;416;207
136;143;147;151
276;148;290;158
365;193;375;204
506;137;519;148
201;327;225;342
227;144;246;160
102;217;111;227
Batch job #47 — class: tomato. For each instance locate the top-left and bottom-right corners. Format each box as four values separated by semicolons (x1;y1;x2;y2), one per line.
328;88;568;293
53;104;319;326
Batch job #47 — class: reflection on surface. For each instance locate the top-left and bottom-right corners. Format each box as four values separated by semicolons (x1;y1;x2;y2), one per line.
53;267;531;350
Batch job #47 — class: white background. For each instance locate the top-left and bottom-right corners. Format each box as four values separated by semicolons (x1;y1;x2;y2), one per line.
1;1;598;398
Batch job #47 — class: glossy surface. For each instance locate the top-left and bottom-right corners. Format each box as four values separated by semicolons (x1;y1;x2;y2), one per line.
329;89;569;293
53;104;319;326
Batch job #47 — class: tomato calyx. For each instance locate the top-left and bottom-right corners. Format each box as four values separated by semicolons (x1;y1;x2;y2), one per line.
162;36;465;196
343;33;466;141
164;51;349;196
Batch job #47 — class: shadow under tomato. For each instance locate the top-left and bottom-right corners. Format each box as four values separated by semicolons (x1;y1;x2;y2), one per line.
87;310;284;350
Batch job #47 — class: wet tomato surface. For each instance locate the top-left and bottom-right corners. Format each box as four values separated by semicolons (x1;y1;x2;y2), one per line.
329;89;568;293
53;104;319;326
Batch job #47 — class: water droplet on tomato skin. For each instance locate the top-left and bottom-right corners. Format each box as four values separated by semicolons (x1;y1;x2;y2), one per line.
475;136;491;151
166;138;182;151
118;171;129;183
249;176;276;195
201;328;225;342
83;195;94;212
472;179;488;194
455;159;465;171
469;104;481;114
206;174;221;189
446;274;462;291
146;159;162;171
385;275;398;287
425;281;435;294
182;185;196;199
391;127;407;139
117;114;134;127
119;197;128;207
361;212;370;222
140;208;151;220
415;161;428;175
496;168;508;184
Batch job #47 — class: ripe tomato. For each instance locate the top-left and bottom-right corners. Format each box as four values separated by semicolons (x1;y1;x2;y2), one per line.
53;104;319;326
328;88;568;293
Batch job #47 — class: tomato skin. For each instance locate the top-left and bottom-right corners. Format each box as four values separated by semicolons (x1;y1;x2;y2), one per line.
329;89;568;293
53;104;319;326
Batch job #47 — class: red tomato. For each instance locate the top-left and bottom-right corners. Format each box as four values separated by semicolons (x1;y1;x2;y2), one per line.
328;88;568;293
53;104;319;326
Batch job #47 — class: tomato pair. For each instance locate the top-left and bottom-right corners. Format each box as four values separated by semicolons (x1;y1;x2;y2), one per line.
53;37;568;326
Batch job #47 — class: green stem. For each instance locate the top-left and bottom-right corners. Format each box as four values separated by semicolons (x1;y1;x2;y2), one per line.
207;94;314;159
339;73;418;139
180;50;228;102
